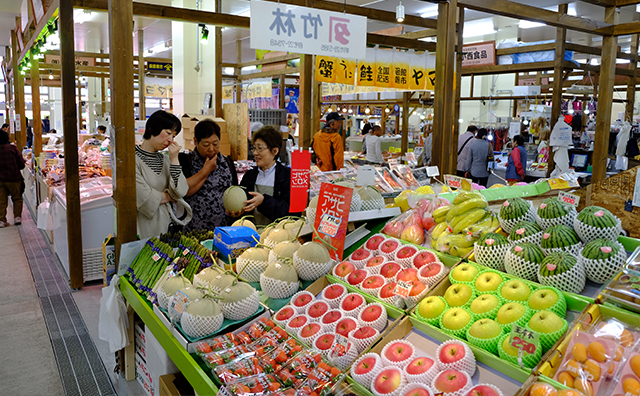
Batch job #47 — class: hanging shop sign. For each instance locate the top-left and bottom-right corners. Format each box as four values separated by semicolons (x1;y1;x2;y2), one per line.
44;55;95;67
461;41;496;68
222;86;234;100
314;182;353;261
147;61;172;73
250;0;367;60
242;79;273;100
144;84;158;97
29;0;46;25
289;150;311;213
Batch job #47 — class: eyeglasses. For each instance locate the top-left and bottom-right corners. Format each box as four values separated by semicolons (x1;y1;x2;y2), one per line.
251;145;269;153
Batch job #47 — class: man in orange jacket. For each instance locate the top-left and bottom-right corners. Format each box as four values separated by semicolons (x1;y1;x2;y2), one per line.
312;112;344;172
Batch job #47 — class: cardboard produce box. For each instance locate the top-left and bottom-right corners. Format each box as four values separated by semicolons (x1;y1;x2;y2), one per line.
159;373;196;396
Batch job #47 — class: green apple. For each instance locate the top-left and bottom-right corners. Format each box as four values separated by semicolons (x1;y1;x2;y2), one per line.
496;302;527;326
500;280;531;302
528;310;564;334
441;308;472;331
418;296;447;319
528;289;559;311
474;272;504;292
470;294;499;315
501;336;519;356
444;284;473;307
451;264;479;282
469;319;502;339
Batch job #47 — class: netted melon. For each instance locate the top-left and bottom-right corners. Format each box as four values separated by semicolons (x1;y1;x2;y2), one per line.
181;297;224;338
260;259;299;299
219;281;260;320
293;241;333;281
236;247;270;282
223;186;247;213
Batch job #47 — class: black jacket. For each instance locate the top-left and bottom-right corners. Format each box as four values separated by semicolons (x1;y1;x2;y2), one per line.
240;162;299;222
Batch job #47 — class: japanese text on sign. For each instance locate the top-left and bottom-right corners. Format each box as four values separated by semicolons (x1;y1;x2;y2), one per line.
318;214;341;237
250;0;367;60
509;325;540;356
314;183;353;261
461;41;496;68
394;280;413;299
147;62;172;72
45;55;95;67
558;191;580;207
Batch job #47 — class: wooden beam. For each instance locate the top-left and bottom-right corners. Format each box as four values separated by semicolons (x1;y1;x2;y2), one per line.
367;33;436;52
238;67;300;81
593;7;618;183
548;4;568;178
615;0;640;7
279;75;285;109
460;61;556;76
101;73;106;115
495;43;555;56
12;29;26;149
138;29;146;120
626;34;639;122
452;6;465;170
458;0;613;35
15;0;58;64
31;52;42;157
235;40;242;104
299;55;313;149
60;0;84;289
565;42;636;61
401;92;409;154
214;0;223;117
240;54;299;68
108;0;138;274
610;21;640;36
577;0;616;6
399;29;438;40
40;62;110;74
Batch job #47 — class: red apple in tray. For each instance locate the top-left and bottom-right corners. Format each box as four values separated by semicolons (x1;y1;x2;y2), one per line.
381;340;416;368
380;239;401;261
285;314;309;334
378;282;404;310
348;326;380;353
404;280;429;309
372;367;405;396
358;302;388;332
360;275;386;296
321;283;347;309
349;248;373;268
305;300;330;321
341;293;365;317
335;317;358;337
395;245;418;267
465;384;503;396
290;290;315;313
350;353;383;389
365;234;386;255
273;306;296;326
380;261;402;280
314;333;336;356
366;256;387;274
412;250;440;269
333;261;356;280
403;356;436;385
418;262;445;287
399;384;433;396
435;340;475;376
320;309;344;333
297;322;322;344
347;269;369;286
397;268;419;283
433;370;470;395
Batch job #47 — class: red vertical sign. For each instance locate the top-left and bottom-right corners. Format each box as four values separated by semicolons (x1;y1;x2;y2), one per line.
290;150;311;213
314;183;353;261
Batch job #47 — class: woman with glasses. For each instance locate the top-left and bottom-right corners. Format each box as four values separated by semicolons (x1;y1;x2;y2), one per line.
179;120;238;231
233;125;293;225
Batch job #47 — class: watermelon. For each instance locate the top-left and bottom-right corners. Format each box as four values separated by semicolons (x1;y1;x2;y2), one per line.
476;232;510;247
577;206;617;228
541;225;580;249
538;197;573;219
539;252;578;277
500;198;530;220
509;243;545;264
509;221;542;242
581;238;621;261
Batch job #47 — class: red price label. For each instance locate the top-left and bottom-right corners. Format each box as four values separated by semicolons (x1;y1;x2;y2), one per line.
510;336;537;354
509;324;540;356
394;280;413;299
152;253;161;262
331;334;349;357
183;248;190;256
558;191;580;207
448;180;461;188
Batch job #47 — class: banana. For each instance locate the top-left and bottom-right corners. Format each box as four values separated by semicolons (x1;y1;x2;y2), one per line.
452;208;488;234
445;234;475;248
431;222;449;240
432;205;452;220
450;245;474;258
452;191;482;205
434;215;447;224
446;198;488;222
491;215;500;229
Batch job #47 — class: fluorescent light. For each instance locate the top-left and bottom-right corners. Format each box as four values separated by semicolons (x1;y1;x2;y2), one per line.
148;42;171;54
463;19;497;38
590;58;599;65
419;37;436;42
223;67;235;75
74;9;93;24
617;59;631;64
420;5;438;18
519;20;545;29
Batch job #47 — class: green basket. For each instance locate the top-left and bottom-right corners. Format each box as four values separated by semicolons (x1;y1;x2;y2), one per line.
466;321;504;355
526;316;568;353
497;333;542;369
497;279;536;305
448;262;481;288
414;296;449;327
526;286;567;317
472;270;506;294
438;308;475;340
467;293;505;320
496;303;533;334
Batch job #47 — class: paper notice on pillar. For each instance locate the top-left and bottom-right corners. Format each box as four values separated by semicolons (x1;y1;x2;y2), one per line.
289;150;311;213
314;183;353;261
374;48;393;89
549;117;572;147
357;48;377;87
553;146;571;173
250;0;367;60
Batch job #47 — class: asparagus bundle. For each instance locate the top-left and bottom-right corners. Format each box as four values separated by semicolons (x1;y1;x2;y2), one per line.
125;237;175;298
176;235;218;282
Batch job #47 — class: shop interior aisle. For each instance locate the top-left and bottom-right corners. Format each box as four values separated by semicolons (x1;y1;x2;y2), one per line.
1;205;146;396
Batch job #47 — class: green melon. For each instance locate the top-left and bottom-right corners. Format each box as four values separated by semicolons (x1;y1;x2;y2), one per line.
541;225;580;249
537;197;573;219
510;243;545;264
509;221;542;242
223;186;247;213
582;238;621;261
577;206;617;228
500;198;530;220
476;232;510;247
539;252;577;277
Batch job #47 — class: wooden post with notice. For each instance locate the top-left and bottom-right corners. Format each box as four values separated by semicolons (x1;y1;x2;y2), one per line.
12;28;26;149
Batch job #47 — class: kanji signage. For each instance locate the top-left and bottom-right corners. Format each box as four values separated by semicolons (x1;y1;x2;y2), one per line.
289;150;311;213
314;183;353;261
148;61;172;72
45;55;95;67
509;324;540;356
461;41;496;68
250;0;367;60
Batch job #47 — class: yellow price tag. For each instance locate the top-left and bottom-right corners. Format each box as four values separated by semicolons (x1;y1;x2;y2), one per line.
388;146;395;152
395;148;402;153
408;149;414;152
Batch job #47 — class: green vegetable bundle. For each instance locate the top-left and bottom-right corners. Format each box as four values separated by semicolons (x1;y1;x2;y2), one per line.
125;237;175;298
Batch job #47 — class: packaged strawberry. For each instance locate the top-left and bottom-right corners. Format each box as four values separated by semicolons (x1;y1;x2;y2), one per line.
275;350;323;388
296;363;344;396
215;356;266;384
204;329;288;368
245;318;278;340
260;339;305;373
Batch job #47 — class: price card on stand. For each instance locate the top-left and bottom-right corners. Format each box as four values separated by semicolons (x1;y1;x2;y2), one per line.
331;334;350;357
444;175;471;190
558;191;580;207
357;165;376;186
509;324;540;357
169;290;190;322
318;214;341;237
394;280;413;299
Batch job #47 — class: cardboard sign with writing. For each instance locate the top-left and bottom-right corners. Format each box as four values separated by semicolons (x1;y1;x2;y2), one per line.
290;150;311;212
509;324;540;356
315;56;337;83
314;183;353;261
558;191;580;207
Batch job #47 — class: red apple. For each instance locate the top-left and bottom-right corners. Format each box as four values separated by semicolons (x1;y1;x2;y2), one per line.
366;256;386;267
380;282;398;299
397;268;419;282
323;284;346;300
409;280;427;297
341;294;365;312
293;292;314;307
360;305;383;322
380;262;402;279
419;262;443;278
353;356;378;375
396;245;418;259
321;310;343;324
366;235;386;251
351;326;378;339
288;315;308;329
314;334;336;350
351;248;372;261
275;306;295;321
373;368;402;394
434;370;467;393
404;388;431;396
384;341;414;362
362;275;385;289
307;301;329;319
413;251;439;269
347;269;368;286
406;357;434;375
380;240;400;254
439;343;465;364
466;385;501;396
335;318;358;337
334;261;356;277
299;323;321;338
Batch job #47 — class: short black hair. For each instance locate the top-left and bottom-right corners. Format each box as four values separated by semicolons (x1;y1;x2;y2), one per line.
252;125;282;154
362;123;372;135
372;125;382;132
513;135;525;146
0;131;9;144
97;125;107;133
194;120;221;142
477;128;488;139
1;123;8;130
144;110;181;139
467;125;478;133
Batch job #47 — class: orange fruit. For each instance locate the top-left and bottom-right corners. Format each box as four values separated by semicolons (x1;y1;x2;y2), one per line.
624;378;640;395
530;383;558;396
583;359;601;382
556;390;583;396
622;329;635;347
615;345;624;361
574;378;593;396
609;362;615;374
631;355;640;378
587;342;606;363
557;372;574;388
572;343;588;363
566;359;582;378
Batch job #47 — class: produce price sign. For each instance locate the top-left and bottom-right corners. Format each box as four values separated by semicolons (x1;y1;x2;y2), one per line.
331;334;349;357
290;150;311;212
444;175;472;191
509;324;540;359
394;280;413;299
169;290;190;322
558;191;580;207
314;183;353;261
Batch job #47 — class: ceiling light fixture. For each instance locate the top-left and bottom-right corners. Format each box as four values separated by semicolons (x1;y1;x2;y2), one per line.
200;24;209;45
396;1;405;23
518;20;545;29
49;70;53;80
74;9;93;24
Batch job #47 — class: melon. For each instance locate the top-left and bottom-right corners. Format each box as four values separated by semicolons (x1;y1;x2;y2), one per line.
333;180;362;212
271;241;301;260
193;265;225;288
232;216;257;231
541;225;580;250
236;247;270;282
539;252;578;277
476;232;509;247
223;186;247;213
182;297;224;338
159;274;192;309
357;186;385;210
509;221;541;242
219;281;260;320
500;198;530;220
293;241;333;281
581;238;621;261
577;206;617;228
308;196;319;208
264;228;293;248
537;197;572;219
260;259;300;299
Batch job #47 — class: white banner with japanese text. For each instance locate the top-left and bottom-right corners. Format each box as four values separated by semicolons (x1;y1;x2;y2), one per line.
250;0;367;60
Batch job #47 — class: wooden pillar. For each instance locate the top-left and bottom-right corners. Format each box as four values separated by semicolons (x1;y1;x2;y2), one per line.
313;80;321;140
299;54;313;148
395;112;400;135
11;29;26;149
60;0;84;289
279;75;286;109
101;77;107;115
137;29;146;120
235;40;242;104
381;108;387;134
547;3;568;177
593;7;618;183
108;0;137;271
401;92;409;154
77;76;83;131
214;0;223;117
31;52;42;157
626;34;639;123
452;6;465;170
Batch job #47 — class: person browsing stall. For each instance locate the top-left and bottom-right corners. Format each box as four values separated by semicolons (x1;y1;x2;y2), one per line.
135;110;190;238
0;129;25;227
365;125;384;164
179;120;238;231
312;112;344;172
506;135;527;184
464;128;493;187
457;125;477;177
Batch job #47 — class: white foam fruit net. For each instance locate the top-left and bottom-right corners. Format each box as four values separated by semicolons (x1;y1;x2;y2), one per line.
360;283;383;297
418;264;448;288
470;384;504;396
537;259;586;294
286;314;310;334
378;291;405;310
403;361;439;387
498;201;536;234
306;207;317;226
405;285;430;310
321;284;347;309
297;326;323;347
580;243;627;284
289;291;315;313
350;192;363;212
157;287;174;310
395;249;418;268
536;206;577;230
435;340;477;376
328;341;360;371
430;371;472;396
473;243;509;272
358;303;388;332
350;256;372;270
381;340;417;368
361;197;386;211
259;274;299;299
504;249;541;282
181;311;224;339
366;263;385;275
381;238;402;261
371;367;407;396
364;234;386;256
574;216;623;244
273;306;294;327
348;327;380;353
399;384;434;396
510;231;544;246
542;242;582;257
293;254;334;281
350;353;383;389
220;291;260;321
235;257;268;283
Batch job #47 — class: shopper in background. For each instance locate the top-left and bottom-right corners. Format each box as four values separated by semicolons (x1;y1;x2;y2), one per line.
25;117;33;148
135;110;190;239
312;112;344;172
1;124;8;133
365;125;384;164
179;120;238;231
464;128;492;187
422;130;433;166
97;125;107;134
457;125;477;177
42;116;50;133
506;135;527;185
361;123;372;155
0;130;25;227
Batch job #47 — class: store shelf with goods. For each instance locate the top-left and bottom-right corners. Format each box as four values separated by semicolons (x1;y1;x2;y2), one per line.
514;374;572;396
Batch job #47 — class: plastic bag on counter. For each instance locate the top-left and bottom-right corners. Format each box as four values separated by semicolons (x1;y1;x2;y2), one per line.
98;276;130;353
36;198;52;231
